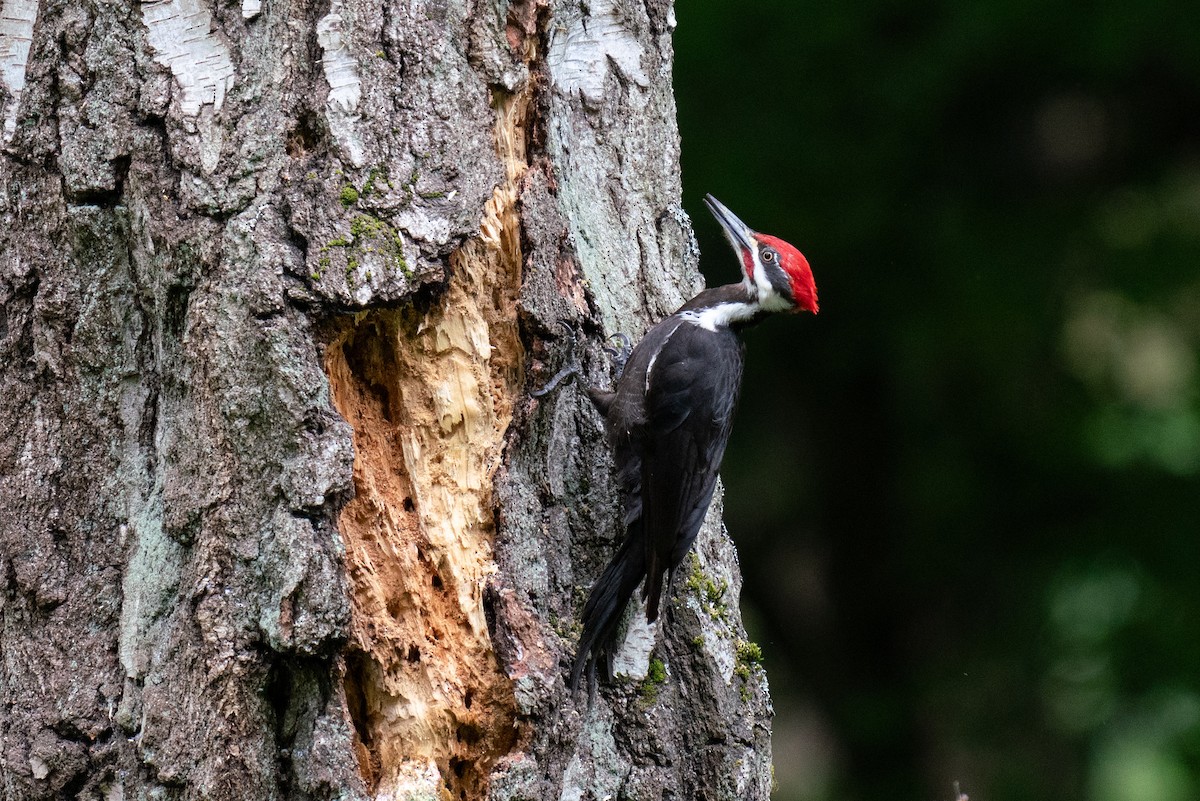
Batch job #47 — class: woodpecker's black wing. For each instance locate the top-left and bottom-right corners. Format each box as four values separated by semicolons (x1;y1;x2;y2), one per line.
638;322;743;619
569;318;683;693
569;316;744;693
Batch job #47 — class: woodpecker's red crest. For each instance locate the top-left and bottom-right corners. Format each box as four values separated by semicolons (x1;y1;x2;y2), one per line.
754;233;819;314
704;194;819;315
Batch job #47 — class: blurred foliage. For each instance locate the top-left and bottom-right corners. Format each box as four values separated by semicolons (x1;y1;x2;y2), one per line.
672;1;1200;799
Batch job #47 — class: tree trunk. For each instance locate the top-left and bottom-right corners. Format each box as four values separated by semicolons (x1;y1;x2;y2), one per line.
0;0;772;797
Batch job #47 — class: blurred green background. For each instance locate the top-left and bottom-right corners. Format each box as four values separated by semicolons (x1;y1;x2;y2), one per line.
672;2;1200;799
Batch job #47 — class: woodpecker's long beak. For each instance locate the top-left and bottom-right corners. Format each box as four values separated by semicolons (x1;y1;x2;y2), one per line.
704;194;756;261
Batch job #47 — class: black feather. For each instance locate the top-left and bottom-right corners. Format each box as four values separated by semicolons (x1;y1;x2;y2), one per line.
571;285;753;694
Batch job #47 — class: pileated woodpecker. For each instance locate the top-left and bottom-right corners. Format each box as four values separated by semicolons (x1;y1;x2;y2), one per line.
543;195;818;694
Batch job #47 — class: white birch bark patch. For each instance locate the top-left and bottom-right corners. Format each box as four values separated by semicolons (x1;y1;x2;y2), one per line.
0;0;37;142
316;4;365;167
141;0;235;117
546;0;648;105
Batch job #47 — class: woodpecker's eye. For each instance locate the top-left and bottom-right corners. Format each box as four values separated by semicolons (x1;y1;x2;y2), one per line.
761;248;777;264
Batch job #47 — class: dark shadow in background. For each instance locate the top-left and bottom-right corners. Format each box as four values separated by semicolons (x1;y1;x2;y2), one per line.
674;2;1200;799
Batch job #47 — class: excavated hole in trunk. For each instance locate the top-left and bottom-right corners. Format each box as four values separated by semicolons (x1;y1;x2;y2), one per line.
326;301;521;800
322;80;532;801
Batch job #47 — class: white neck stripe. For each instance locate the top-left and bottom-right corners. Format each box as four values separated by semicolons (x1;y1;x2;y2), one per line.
679;302;759;332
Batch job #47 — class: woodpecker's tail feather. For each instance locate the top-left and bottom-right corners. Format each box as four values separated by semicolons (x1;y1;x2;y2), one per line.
569;527;646;698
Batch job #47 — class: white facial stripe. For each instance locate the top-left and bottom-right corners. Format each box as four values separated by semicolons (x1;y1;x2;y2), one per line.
679;302;759;332
748;247;795;311
750;249;774;301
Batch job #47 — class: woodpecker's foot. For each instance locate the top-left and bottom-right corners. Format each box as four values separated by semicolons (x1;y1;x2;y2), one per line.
532;321;583;397
603;332;633;378
531;363;581;397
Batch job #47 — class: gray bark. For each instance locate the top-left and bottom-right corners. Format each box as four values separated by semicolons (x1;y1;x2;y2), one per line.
0;0;772;798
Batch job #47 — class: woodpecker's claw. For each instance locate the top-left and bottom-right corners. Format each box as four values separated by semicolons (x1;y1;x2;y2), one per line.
603;333;633;378
532;324;630;398
532;320;582;397
603;332;632;358
531;363;581;397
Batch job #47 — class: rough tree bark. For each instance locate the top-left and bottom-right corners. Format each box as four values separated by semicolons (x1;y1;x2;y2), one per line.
0;0;772;798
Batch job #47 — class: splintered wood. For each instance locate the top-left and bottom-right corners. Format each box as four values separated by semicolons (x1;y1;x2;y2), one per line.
324;87;528;800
